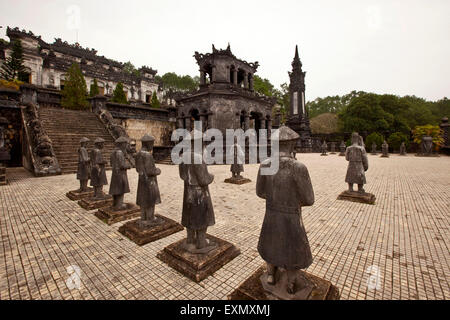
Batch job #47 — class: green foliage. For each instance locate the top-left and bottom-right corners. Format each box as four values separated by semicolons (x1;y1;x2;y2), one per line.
0;79;24;91
150;91;160;108
158;72;199;92
89;78;100;97
306;90;366;118
387;132;409;151
365;132;384;149
253;75;276;97
122;61;141;77
310;113;338;134
60;62;88;110
111;82;128;104
1;39;30;81
412;125;444;148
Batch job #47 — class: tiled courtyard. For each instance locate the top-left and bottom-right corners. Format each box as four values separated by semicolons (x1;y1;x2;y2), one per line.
0;153;448;300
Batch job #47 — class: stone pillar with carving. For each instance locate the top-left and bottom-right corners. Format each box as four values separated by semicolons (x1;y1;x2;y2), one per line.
200;70;206;85
249;74;254;91
233;69;238;86
243;72;249;89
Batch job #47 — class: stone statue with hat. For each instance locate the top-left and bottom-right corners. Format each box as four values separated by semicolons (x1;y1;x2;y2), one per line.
90;137;108;199
77;137;91;192
109;136;131;211
135;133;162;226
345;132;368;193
256;125;315;298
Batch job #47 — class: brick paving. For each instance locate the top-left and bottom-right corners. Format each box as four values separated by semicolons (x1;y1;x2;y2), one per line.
0;154;448;300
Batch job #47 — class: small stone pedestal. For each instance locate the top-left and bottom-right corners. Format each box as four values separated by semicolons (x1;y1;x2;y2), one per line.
66;188;94;200
224;177;252;185
337;190;376;204
0;166;6;186
94;203;140;225
157;234;240;282
228;265;339;300
78;195;113;210
320;154;328;156
380;154;389;158
119;215;184;245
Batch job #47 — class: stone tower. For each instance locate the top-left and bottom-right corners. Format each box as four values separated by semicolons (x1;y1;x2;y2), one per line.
286;45;312;152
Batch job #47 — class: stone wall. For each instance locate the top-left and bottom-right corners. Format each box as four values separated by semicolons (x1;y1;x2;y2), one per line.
120;118;175;149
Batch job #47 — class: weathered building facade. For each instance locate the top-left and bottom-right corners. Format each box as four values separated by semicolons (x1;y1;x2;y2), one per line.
286;45;312;152
0;27;162;103
175;45;276;139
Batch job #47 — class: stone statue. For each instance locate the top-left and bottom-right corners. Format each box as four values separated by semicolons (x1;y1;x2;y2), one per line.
345;132;368;193
330;142;336;154
371;142;377;155
136;134;161;226
90;137;108;199
358;135;365;149
109;136;131;211
230;141;245;179
76;137;91;192
256;125;315;296
339;141;346;156
179;130;215;253
320;141;328;156
381;140;389;157
399;142;407;155
421;136;433;156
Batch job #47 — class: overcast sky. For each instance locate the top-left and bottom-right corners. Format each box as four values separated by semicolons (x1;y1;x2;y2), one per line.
1;0;449;101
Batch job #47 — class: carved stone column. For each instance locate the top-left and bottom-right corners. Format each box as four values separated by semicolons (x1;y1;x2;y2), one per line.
244;114;250;131
200;114;206;131
200;70;206;85
185;116;191;130
211;65;217;83
233;69;238;86
260;119;266;129
243;72;249;89
249;74;254;91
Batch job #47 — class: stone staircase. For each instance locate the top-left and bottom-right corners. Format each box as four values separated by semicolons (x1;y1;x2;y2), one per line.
39;106;116;174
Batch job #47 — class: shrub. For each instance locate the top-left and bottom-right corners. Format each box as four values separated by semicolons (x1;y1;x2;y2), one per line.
412;124;444;149
60;62;89;110
387;132;409;151
111;82;128;104
365;132;384;149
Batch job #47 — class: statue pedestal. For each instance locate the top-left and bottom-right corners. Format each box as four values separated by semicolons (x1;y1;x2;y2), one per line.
78;195;113;210
320;154;328;156
338;152;345;156
224;177;252;185
118;215;183;245
157;234;240;282
66;188;94;200
228;265;339;300
337;190;376;204
94;203;140;225
0;166;7;186
380;154;389;158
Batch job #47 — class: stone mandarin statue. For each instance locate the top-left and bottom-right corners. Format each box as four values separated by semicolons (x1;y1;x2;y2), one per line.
109;136;131;211
320;141;328;155
90;137;108;199
135;134;162;226
179;129;215;253
381;140;389;157
256;125;315;295
345;132;369;193
339;141;346;156
230;139;245;179
371;142;377;155
399;142;407;155
77;137;90;192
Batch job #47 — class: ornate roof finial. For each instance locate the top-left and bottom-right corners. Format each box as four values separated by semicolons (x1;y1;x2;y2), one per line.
292;44;302;70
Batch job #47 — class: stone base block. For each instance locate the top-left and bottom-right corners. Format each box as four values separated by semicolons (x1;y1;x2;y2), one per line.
157;234;240;282
337;190;376;204
118;215;184;245
228;265;339;300
224;177;252;185
320;154;328;156
380;154;389;157
66;188;94;200
78;195;113;210
415;153;439;157
94;203;140;225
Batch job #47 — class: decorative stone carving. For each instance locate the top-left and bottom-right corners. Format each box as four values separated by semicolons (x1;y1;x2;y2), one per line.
337;132;375;204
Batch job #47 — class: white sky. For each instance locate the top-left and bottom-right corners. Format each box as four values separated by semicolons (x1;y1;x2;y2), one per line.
1;0;449;102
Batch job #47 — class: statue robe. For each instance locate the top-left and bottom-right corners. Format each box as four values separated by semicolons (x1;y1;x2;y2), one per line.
76;146;90;180
90;148;107;187
179;153;215;230
136;150;161;208
256;156;315;269
345;145;368;185
109;149;130;195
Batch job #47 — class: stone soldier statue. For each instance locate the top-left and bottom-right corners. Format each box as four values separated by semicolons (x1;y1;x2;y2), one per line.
90;138;108;199
399;142;407;155
339;141;346;156
136;134;161;226
345;132;369;193
381;140;389;157
257;125;315;295
230;139;245;179
371;142;377;155
179;129;215;252
330;141;336;154
77;137;90;192
109;136;131;211
320;141;328;155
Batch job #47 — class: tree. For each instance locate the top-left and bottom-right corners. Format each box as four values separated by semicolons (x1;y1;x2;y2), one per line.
310;113;338;134
1;39;29;82
111;82;128;104
412;125;444;149
365;132;384;149
387;132;409;151
60;62;88;110
89;78;100;97
150;91;160;108
123;61;140;77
